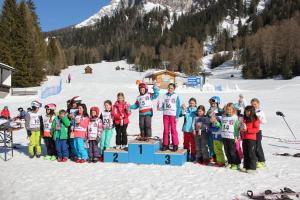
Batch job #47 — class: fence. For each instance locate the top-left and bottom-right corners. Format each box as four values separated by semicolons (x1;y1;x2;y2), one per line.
11;88;38;96
41;79;62;99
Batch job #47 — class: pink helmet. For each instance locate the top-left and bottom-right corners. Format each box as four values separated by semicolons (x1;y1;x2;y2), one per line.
45;103;57;110
138;83;148;93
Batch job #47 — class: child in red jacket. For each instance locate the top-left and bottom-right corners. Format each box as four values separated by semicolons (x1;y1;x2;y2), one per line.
1;106;10;119
240;106;260;173
112;92;131;150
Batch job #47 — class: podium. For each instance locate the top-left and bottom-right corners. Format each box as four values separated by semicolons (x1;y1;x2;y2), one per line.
104;138;187;166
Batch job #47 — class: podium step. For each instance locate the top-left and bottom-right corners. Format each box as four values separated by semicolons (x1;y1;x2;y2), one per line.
104;148;128;163
128;139;160;164
154;149;187;166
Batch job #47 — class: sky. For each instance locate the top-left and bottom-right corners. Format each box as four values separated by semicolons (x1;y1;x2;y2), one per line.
0;0;111;32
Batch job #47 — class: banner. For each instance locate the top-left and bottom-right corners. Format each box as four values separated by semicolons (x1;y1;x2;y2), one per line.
41;79;62;99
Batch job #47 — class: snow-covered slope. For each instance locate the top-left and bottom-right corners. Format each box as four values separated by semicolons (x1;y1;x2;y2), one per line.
1;60;300;200
76;0;193;28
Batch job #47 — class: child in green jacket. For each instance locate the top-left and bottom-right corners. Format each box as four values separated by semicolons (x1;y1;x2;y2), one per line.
52;110;70;162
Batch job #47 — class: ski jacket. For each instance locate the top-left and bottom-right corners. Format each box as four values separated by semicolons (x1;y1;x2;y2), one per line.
112;101;131;125
240;119;260;141
73;115;90;138
87;118;103;140
207;107;223;140
0;109;10;119
52;115;70;141
181;106;197;132
160;92;181;118
256;109;266;131
193;115;211;134
130;86;159;116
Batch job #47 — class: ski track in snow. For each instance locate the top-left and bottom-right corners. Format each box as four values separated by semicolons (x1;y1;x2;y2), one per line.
1;61;300;200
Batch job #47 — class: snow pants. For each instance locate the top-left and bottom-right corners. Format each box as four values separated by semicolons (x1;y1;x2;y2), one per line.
73;138;88;160
139;115;152;137
55;139;69;159
195;132;209;162
88;140;100;159
213;140;225;164
163;115;179;146
100;129;113;155
29;131;42;156
44;137;56;156
223;138;241;165
243;139;257;170
116;124;128;145
183;132;196;155
256;131;266;162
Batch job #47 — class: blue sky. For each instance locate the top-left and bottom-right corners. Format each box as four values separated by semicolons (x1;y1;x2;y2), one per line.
0;0;111;32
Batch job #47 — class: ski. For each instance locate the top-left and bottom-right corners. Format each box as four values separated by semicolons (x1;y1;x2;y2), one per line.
273;153;300;158
246;188;300;200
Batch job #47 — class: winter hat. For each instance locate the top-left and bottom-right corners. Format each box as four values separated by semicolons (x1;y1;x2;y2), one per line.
138;83;148;93
45;103;57;110
31;100;42;109
90;106;100;117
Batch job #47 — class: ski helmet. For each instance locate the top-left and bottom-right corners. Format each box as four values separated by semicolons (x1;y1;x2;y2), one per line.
45;103;56;110
71;96;82;103
210;96;220;104
18;107;23;112
90;106;100;117
138;83;148;93
31;100;42;109
233;103;240;110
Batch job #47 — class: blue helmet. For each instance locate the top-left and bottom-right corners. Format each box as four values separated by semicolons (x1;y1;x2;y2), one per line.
233;103;240;110
210;96;220;104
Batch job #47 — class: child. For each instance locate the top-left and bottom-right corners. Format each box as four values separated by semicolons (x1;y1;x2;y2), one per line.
193;105;211;164
251;98;267;168
72;103;89;163
238;94;247;112
100;100;114;155
1;106;10;119
112;93;131;150
52;110;70;162
25;101;44;158
130;82;159;140
207;96;224;165
158;83;181;152
212;103;241;170
181;98;197;161
240;106;260;173
43;104;57;161
87;107;102;162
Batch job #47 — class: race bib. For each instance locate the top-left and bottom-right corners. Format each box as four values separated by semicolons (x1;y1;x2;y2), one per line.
88;122;98;138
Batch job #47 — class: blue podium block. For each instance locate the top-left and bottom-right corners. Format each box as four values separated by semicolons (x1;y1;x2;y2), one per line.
128;139;160;164
154;149;187;166
104;148;128;163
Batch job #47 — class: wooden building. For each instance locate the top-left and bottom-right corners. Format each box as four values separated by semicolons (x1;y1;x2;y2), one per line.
0;63;14;98
84;66;93;74
144;70;178;89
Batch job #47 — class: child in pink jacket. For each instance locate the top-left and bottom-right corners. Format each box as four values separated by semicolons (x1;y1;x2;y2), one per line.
87;107;103;162
72;103;90;163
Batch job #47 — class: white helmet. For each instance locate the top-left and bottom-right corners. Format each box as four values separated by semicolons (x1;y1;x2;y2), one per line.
31;100;42;108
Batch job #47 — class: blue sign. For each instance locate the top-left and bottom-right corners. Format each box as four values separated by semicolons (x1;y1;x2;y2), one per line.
187;76;202;87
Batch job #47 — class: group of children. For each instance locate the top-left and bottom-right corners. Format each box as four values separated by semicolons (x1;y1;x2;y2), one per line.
23;82;266;173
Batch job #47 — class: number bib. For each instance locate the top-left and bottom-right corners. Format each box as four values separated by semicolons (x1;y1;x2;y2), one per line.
163;94;178;116
221;116;237;139
74;116;86;132
102;111;112;129
88;121;99;138
43;116;53;131
29;112;41;129
137;94;152;111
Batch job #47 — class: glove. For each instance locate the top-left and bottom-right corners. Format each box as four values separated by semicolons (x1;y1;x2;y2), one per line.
27;130;32;137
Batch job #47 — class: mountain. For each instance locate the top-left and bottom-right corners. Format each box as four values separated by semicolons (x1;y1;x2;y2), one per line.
75;0;194;28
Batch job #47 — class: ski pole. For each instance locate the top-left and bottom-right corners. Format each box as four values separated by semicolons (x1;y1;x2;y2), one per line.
276;111;297;140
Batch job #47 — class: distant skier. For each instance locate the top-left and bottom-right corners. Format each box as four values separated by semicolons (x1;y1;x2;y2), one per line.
68;73;71;83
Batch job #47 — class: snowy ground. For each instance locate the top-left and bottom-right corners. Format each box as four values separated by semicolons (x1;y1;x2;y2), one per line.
1;61;300;200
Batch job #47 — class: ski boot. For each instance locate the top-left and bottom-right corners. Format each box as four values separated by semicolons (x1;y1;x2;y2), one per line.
256;162;266;169
161;145;169;151
172;145;178;152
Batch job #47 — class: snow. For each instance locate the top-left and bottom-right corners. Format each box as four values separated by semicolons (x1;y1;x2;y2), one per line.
219;16;249;37
1;60;300;200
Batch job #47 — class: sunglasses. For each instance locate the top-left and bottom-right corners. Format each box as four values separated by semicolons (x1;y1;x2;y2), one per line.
209;99;216;103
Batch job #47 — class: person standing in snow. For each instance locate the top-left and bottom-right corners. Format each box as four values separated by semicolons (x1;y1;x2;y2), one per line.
180;97;197;161
212;103;241;170
68;73;71;83
240;106;260;173
43;104;57;161
87;107;102;162
52;109;70;162
100;100;114;157
238;94;247;112
72;103;89;163
157;83;181;152
1;106;10;119
130;82;159;141
251;98;267;169
25;101;44;158
112;92;131;150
